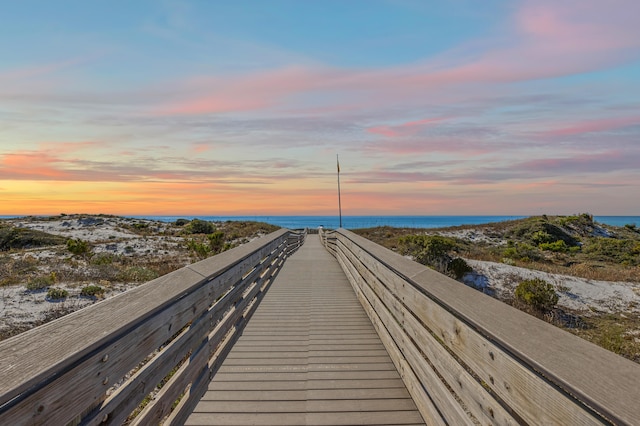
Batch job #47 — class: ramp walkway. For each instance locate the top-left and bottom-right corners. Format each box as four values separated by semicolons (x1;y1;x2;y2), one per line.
185;236;425;425
3;228;638;425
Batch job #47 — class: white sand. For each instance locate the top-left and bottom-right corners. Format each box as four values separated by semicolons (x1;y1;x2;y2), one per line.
1;216;188;335
464;259;640;313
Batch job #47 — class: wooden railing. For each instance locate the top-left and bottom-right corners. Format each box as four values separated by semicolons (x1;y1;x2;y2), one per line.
0;229;305;426
320;228;640;425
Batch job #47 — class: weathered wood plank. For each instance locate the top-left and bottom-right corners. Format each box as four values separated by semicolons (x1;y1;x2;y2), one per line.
199;387;413;400
338;235;517;425
186;411;424;426
336;229;640;424
193;398;418;413
206;378;407;391
185;236;425;425
337;251;454;426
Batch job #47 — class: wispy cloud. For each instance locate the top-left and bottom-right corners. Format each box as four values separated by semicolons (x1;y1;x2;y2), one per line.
0;146;316;185
515;150;640;175
540;116;640;137
0;56;91;82
366;116;450;138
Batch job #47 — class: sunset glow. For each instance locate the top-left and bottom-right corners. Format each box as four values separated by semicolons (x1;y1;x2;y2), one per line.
1;1;639;215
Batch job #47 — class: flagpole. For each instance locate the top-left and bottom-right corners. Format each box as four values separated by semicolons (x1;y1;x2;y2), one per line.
337;154;342;228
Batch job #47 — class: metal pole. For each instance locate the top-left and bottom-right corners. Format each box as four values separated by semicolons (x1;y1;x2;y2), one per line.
337;154;342;228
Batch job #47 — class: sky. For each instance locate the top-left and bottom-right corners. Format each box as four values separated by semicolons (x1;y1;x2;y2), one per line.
1;0;639;216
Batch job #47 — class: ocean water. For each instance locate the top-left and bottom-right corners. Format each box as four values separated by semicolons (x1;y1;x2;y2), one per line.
135;215;640;230
2;214;637;229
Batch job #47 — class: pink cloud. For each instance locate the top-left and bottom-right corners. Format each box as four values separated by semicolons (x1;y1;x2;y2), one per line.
367;117;450;138
144;0;640;145
517;1;639;52
0;55;101;82
38;141;103;154
515;150;640;175
155;66;344;115
541;116;640;136
0;151;72;180
192;143;212;153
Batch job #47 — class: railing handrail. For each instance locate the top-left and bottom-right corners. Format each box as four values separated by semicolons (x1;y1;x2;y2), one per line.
319;227;640;425
0;228;305;425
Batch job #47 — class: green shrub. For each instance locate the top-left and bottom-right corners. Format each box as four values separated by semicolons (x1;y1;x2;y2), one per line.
90;252;115;265
511;219;578;247
118;266;158;282
207;231;225;253
26;272;58;291
501;243;540;262
515;278;559;312
0;226;66;251
531;230;555;245
448;258;472;279
47;287;68;300
186;219;214;234
583;238;639;265
67;238;90;256
599;325;625;354
400;235;457;265
502;247;517;258
558;213;594;228
539;240;568;252
186;239;210;259
81;285;105;297
174;219;190;227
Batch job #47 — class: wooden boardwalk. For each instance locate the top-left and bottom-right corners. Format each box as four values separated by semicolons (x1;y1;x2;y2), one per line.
185;236;425;426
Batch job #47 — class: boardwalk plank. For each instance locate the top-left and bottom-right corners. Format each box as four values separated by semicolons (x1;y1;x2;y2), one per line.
185;236;425;426
206;378;408;391
194;398;419;413
200;388;413;401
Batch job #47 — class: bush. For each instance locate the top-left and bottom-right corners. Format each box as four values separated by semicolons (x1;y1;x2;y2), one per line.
531;230;555;245
558;213;594;228
400;235;457;265
539;240;568;252
118;266;158;282
186;239;210;259
583;238;639;265
174;218;190;227
515;278;559;312
81;285;105;297
599;325;626;354
47;287;68;300
67;238;90;256
448;258;472;279
90;252;116;265
207;231;225;253
511;219;578;247
502;247;517;258
26;272;58;291
0;226;66;251
501;243;540;262
185;219;214;234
